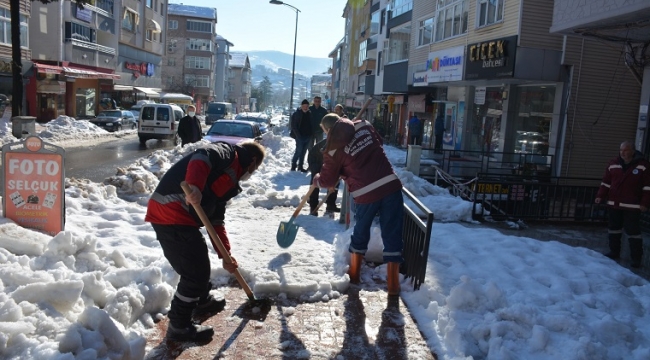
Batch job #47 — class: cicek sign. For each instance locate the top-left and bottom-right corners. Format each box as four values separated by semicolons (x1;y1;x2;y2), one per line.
2;136;65;236
423;46;465;83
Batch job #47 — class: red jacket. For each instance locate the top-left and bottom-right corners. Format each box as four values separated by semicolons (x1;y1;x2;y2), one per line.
317;118;401;204
596;153;650;210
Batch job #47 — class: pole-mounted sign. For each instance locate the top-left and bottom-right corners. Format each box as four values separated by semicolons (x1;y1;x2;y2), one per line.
2;136;65;236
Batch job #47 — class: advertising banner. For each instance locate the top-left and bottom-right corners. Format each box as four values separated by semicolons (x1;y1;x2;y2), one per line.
2;136;65;236
425;46;465;83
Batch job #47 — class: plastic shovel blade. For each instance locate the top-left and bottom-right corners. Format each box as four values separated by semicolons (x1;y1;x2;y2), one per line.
277;217;299;248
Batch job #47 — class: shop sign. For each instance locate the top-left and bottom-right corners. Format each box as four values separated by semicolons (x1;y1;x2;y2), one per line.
465;35;518;80
124;62;155;77
393;95;404;105
412;71;428;87
408;94;426;113
0;60;11;73
474;86;486;105
2;136;65;236
424;46;465;83
37;81;66;94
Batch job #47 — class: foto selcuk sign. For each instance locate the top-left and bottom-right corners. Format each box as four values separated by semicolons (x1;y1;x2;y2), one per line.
2;136;65;236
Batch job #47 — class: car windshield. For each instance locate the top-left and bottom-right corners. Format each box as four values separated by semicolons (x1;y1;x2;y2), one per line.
207;123;253;138
98;111;121;117
236;114;266;124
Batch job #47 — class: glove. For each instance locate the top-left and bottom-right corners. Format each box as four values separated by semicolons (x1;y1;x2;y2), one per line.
312;173;321;188
184;184;202;205
223;256;238;273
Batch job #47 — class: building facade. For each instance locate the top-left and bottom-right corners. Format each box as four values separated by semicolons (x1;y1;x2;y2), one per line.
214;34;233;103
227;52;251;113
162;3;217;113
335;0;643;179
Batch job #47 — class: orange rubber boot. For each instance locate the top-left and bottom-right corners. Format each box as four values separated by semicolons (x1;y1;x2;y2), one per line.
348;253;363;284
387;262;400;296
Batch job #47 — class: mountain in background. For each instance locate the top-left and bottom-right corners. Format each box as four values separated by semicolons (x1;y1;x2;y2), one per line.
246;50;330;77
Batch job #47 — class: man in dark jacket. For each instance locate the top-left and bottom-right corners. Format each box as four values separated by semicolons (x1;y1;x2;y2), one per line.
313;113;403;296
290;99;312;172
434;114;445;153
178;105;203;146
307;138;339;216
409;115;421;145
146;142;265;342
309;96;328;147
595;141;650;268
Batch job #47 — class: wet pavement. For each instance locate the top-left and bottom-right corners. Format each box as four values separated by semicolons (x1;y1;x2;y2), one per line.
145;277;436;359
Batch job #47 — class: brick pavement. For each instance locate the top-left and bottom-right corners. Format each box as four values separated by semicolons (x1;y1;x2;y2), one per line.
145;280;436;359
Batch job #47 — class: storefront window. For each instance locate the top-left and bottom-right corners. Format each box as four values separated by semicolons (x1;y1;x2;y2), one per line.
512;86;555;155
469;87;502;153
76;88;96;117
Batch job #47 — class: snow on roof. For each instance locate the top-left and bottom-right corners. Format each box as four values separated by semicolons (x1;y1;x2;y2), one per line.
168;3;217;20
229;52;249;68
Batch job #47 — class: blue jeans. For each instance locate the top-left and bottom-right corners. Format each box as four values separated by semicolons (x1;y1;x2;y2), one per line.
350;189;404;263
292;135;311;168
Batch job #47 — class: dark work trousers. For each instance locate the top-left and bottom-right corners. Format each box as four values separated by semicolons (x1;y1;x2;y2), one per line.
608;208;643;261
152;223;212;327
410;135;420;145
434;134;443;153
309;172;338;210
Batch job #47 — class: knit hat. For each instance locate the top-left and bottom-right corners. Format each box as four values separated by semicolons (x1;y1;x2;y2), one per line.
301;99;309;105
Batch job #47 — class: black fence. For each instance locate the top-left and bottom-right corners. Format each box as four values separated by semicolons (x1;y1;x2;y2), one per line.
419;149;554;180
401;188;434;290
472;174;607;222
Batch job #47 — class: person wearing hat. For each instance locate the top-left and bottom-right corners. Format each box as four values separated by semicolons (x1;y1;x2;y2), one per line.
289;99;312;172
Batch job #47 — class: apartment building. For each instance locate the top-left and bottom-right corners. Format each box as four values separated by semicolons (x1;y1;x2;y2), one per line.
337;0;642;178
227;52;251;113
214;34;233;103
0;0;31;103
162;3;217;113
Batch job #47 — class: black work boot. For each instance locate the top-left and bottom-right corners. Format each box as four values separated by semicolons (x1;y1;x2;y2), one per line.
192;294;226;320
605;235;621;260
629;237;644;268
166;323;214;342
291;164;296;171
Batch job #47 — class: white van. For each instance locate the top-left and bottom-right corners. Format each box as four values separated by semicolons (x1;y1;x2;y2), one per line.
138;103;185;145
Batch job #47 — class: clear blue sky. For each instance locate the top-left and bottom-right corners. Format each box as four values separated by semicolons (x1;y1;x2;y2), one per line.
170;0;348;58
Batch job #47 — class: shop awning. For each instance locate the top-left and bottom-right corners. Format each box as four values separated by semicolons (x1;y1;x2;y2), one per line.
63;66;121;80
113;85;134;91
134;86;160;98
147;19;162;33
34;63;64;75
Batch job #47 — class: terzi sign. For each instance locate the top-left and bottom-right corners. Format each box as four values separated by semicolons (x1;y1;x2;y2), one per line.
465;35;518;80
2;136;65;236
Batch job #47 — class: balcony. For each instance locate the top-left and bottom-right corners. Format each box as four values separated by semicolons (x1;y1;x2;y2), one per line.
68;38;116;55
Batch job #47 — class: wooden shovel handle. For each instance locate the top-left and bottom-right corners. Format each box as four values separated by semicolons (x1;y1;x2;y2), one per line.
292;185;317;218
180;181;255;300
353;98;374;121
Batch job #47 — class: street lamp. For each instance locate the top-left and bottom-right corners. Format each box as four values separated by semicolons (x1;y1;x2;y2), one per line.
269;0;300;112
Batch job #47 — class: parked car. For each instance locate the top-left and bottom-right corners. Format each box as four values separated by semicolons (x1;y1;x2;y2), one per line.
90;110;136;131
235;112;271;133
138;103;184;145
203;120;263;145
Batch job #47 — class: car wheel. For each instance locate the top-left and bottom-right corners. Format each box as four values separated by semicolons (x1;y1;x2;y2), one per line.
132;123;136;130
139;136;148;145
115;124;122;131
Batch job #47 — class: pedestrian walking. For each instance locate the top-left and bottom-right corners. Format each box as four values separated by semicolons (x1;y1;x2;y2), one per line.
146;141;265;341
409;114;421;145
290;99;312;172
313;113;404;296
178;105;203;146
595;140;650;268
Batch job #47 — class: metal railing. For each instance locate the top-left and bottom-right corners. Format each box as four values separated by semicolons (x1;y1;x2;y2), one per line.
419;149;554;180
401;188;434;291
471;174;607;222
68;38;116;55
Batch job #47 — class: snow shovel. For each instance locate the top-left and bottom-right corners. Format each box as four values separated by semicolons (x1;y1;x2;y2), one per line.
180;181;258;302
277;185;317;248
